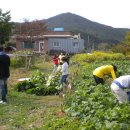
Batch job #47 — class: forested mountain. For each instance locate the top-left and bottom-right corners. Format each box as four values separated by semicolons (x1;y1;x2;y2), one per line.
45;12;130;48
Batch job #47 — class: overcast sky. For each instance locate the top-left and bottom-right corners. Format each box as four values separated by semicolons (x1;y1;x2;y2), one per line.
1;0;130;28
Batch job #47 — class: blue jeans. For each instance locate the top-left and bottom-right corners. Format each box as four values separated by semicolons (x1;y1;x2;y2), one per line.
59;75;68;92
60;75;68;85
0;78;8;102
128;92;130;101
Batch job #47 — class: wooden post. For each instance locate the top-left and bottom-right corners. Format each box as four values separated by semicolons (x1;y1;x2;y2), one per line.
25;55;28;69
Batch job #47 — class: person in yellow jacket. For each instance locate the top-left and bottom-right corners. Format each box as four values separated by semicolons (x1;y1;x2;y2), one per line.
93;64;117;85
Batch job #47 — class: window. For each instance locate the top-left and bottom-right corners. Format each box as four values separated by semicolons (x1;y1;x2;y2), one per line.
53;41;60;47
73;42;79;48
22;41;35;49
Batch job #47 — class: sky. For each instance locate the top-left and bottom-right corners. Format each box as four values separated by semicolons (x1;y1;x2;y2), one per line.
1;0;130;28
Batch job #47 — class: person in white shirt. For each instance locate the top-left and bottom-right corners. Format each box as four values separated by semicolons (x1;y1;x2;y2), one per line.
111;75;130;103
60;57;69;86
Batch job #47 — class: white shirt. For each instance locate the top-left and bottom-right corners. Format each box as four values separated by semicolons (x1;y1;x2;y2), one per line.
61;62;69;75
114;75;130;88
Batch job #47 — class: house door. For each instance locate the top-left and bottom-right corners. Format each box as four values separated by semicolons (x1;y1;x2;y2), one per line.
39;41;44;52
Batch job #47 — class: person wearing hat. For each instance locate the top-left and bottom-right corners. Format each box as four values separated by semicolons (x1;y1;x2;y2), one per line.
111;75;130;103
93;64;117;85
0;46;10;104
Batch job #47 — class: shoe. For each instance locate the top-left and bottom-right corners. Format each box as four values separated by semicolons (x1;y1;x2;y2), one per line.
0;100;3;103
0;100;7;104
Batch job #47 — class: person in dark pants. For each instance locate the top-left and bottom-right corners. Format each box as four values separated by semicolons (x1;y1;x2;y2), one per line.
93;64;117;85
60;57;69;87
0;46;10;104
59;57;69;98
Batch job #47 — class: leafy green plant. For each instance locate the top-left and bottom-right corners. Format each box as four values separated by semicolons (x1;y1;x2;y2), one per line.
14;70;60;96
63;60;130;129
11;56;26;67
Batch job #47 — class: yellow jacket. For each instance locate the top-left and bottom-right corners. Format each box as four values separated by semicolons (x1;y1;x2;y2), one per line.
93;65;116;79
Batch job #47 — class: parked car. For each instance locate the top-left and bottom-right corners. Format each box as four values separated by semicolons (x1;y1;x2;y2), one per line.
4;46;16;52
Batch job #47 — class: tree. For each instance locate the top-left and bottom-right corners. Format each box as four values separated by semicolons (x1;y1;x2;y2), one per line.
15;19;47;37
124;31;130;46
112;32;130;55
0;9;13;45
14;19;47;47
111;43;129;55
97;42;111;51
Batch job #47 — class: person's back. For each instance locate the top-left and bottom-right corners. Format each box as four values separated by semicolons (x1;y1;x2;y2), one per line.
93;64;117;85
53;55;58;65
93;65;116;79
111;75;130;103
0;46;10;104
0;54;10;78
52;55;58;73
114;75;130;88
61;61;69;76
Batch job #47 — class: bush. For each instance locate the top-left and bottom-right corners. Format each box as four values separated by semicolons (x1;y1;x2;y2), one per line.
11;56;26;67
71;52;125;63
10;50;35;68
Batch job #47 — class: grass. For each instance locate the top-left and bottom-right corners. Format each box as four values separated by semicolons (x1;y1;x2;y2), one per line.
0;59;66;130
0;90;63;130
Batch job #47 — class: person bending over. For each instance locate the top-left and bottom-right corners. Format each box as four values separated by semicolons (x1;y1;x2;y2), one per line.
93;64;117;85
111;75;130;103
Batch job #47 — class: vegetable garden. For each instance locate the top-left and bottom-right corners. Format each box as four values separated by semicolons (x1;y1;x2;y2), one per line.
5;51;130;129
43;52;130;130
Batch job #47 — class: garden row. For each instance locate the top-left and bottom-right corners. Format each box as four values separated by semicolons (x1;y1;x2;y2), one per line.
42;53;130;129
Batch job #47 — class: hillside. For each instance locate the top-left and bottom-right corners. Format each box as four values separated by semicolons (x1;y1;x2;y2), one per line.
46;12;130;48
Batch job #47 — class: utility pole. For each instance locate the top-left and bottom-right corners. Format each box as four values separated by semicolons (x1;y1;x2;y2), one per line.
91;42;95;53
20;19;21;35
88;35;89;44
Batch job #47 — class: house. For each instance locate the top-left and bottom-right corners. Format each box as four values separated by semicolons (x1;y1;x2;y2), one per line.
15;29;84;54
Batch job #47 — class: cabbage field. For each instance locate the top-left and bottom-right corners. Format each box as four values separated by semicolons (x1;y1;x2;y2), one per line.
43;58;130;129
63;60;130;130
13;52;130;130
